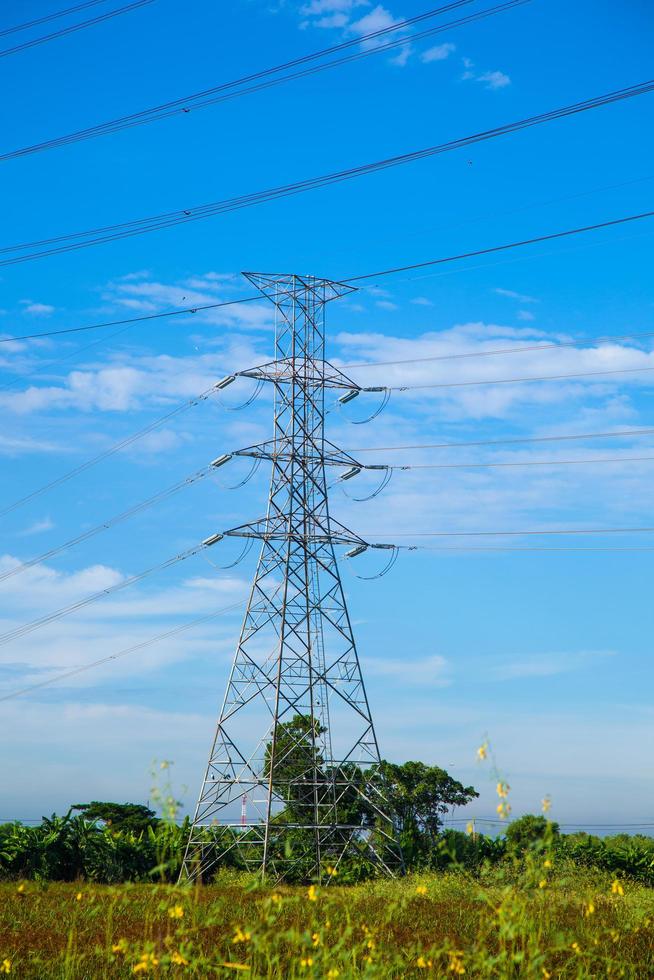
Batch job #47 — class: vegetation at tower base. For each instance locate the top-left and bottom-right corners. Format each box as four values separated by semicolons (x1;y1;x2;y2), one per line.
2;806;654;888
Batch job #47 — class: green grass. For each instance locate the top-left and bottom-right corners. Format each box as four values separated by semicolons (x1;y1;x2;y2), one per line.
1;865;653;978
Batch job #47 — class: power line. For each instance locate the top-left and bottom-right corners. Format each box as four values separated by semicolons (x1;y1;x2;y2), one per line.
390;362;654;391
340;326;654;369
0;464;212;585
349;427;654;452
0;383;218;519
388;454;654;470
1;0;525;163
367;526;654;537
1;207;652;346
0;599;246;703
344;208;654;285
0;0;114;37
0;541;207;649
0;0;156;59
0;296;260;345
411;545;654;552
0;297;191;394
2;79;651;266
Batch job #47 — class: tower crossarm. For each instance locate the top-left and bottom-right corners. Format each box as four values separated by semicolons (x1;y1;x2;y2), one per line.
208;517;395;552
227;438;386;473
236;356;367;392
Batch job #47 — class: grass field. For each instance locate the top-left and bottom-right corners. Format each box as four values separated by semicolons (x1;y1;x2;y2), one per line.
1;865;653;978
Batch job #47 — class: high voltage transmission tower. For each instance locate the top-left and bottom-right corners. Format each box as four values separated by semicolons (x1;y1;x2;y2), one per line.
181;272;404;883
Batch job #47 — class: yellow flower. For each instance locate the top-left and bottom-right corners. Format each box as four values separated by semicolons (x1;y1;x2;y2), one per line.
538;879;547;889
416;955;433;969
170;951;188;966
327;971;340;979
75;892;82;902
415;885;428;896
541;796;552;814
307;884;318;902
571;942;580;954
168;905;184;919
232;927;251;944
300;957;313;968
542;970;551;979
270;893;282;905
466;821;475;836
496;802;511;820
133;953;160;974
112;940;128;954
543;859;552;869
16;884;25;894
0;961;10;975
448;950;466;975
312;933;321;948
496;781;510;800
584;901;595;917
611;879;624;896
326;865;338;877
477;741;488;761
366;939;375;950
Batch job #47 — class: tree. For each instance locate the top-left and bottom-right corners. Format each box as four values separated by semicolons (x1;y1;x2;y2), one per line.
71;802;159;836
504;814;560;855
374;760;479;867
264;714;327;822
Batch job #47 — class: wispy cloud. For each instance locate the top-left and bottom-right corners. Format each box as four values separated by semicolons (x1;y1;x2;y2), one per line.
421;42;455;64
461;58;511;90
494;288;538;304
478;69;511;90
491;650;617;680
364;653;450;685
16;518;54;537
20;301;55;317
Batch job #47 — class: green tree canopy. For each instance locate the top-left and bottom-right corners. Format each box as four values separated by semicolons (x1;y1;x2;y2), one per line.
504;814;560;855
71;802;159;836
376;760;478;835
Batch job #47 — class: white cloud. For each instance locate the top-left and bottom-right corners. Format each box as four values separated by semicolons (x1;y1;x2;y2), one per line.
300;0;368;15
478;69;511;90
518;310;535;322
0;433;62;456
410;297;433;307
348;4;401;47
314;12;349;27
20;301;55;317
375;300;398;311
494;288;538;304
491;650;616;680
364;653;449;685
421;42;455;63
17;518;54;537
389;42;412;67
460;59;511;90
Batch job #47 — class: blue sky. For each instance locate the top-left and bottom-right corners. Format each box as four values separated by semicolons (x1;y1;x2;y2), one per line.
0;0;653;831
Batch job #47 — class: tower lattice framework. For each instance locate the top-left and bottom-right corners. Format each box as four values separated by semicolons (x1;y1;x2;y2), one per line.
181;272;403;882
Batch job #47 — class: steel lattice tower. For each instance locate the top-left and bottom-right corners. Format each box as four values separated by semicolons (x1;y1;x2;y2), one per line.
181;272;403;882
